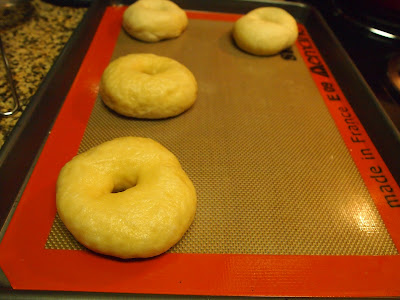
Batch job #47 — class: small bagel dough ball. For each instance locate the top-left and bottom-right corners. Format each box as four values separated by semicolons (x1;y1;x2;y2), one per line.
123;0;188;42
99;53;198;119
56;137;197;259
233;7;298;56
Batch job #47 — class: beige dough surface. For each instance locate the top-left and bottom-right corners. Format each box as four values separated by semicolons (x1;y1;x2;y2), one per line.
233;7;298;56
56;137;197;259
99;53;197;119
123;0;188;42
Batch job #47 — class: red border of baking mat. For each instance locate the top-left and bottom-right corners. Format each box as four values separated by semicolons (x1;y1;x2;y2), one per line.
296;23;400;249
0;7;400;297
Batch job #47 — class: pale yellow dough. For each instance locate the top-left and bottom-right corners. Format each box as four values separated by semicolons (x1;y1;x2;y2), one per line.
56;137;197;259
233;7;298;56
99;53;197;119
123;0;188;42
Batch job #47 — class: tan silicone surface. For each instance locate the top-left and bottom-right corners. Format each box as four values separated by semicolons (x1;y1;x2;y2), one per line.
46;18;398;255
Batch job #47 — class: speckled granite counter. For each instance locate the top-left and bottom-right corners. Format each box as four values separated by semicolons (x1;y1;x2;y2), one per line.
0;0;87;148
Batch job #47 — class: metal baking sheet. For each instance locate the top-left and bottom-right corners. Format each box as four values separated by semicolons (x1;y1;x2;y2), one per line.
0;0;400;298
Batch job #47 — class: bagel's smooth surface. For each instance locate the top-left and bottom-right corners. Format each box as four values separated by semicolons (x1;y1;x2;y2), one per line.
56;137;197;259
99;53;198;119
233;7;298;56
123;0;188;42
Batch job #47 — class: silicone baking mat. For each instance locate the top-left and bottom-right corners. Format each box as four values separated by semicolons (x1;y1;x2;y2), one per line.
0;4;400;298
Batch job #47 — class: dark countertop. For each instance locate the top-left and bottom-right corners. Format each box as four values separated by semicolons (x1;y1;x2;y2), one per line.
0;0;87;149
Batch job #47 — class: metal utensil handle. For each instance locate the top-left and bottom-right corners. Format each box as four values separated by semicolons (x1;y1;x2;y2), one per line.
0;35;20;117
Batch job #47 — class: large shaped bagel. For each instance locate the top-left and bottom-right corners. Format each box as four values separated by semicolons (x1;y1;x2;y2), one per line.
56;137;197;259
99;53;198;119
123;0;188;42
233;7;298;56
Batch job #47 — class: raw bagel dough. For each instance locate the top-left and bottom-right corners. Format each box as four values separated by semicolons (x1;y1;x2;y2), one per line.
99;53;197;119
233;7;298;56
123;0;188;42
56;137;197;259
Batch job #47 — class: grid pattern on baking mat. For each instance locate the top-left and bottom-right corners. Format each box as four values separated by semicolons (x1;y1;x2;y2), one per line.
45;18;398;255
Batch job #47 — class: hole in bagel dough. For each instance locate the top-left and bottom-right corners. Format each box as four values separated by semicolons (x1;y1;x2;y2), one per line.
140;69;158;76
140;64;168;76
112;178;137;193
